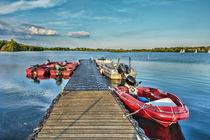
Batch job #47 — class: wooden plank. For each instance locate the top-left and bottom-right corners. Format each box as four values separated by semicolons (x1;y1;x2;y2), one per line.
46;119;129;123
55;102;118;106
41;126;135;129
39;129;136;134
48;115;125;120
53;105;121;109
37;133;137;138
44;122;132;126
50;111;123;115
36;137;136;140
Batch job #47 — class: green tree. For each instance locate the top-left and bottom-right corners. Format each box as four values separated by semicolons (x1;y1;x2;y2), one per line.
0;40;7;50
1;39;20;51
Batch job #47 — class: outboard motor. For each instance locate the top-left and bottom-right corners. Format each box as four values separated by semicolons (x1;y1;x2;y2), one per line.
45;60;50;65
99;57;105;60
125;75;137;86
125;75;138;96
31;64;39;75
55;63;62;70
63;60;67;65
125;65;131;74
118;63;127;74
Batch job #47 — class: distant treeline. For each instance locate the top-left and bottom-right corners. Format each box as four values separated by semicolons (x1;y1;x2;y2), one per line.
69;47;210;52
0;39;70;51
0;39;210;52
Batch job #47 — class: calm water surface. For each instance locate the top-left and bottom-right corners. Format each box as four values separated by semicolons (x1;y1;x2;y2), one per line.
0;51;210;140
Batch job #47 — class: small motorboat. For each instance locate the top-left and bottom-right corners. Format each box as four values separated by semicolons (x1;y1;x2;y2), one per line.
99;57;136;80
114;76;189;127
95;57;113;66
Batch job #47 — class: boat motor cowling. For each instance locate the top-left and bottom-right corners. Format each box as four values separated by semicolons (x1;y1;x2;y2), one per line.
63;60;68;65
45;60;50;65
125;75;137;86
118;63;127;74
125;65;131;74
98;57;105;60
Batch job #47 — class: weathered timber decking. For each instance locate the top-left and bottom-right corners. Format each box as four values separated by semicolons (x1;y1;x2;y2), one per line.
33;60;147;140
64;59;108;91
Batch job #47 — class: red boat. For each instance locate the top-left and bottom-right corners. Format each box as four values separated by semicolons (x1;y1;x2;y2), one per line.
46;61;78;68
26;74;48;80
49;74;70;79
114;86;189;127
26;61;78;77
26;64;49;76
49;69;72;77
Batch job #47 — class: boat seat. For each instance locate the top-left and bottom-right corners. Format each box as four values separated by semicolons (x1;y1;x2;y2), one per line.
105;63;115;69
146;98;177;107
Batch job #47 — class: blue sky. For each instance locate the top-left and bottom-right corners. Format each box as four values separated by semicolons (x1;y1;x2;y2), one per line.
0;0;210;49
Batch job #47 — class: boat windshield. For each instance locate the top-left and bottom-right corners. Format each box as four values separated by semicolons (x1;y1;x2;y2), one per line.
105;63;115;69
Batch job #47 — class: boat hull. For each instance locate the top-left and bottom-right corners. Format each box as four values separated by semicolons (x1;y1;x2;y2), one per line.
26;67;48;76
96;59;113;66
114;87;189;127
26;61;78;78
101;65;136;80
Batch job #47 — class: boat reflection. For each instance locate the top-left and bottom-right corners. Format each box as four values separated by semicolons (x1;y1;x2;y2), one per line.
26;74;70;85
26;74;41;84
133;115;184;140
106;78;185;140
105;77;124;89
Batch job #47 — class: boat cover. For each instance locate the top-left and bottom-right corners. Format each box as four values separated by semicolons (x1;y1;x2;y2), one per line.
146;98;177;107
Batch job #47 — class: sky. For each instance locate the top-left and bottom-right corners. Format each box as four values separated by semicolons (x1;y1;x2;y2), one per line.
0;0;210;49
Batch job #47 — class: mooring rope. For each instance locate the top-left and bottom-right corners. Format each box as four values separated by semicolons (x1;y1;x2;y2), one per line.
118;89;176;126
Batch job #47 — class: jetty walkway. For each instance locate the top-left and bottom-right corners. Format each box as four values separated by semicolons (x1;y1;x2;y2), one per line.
29;59;148;140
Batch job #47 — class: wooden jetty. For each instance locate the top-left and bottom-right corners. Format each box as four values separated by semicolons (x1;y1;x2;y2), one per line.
29;59;148;140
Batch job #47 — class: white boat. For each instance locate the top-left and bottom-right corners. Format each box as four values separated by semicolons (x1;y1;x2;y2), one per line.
99;57;136;80
180;49;185;53
194;49;197;53
95;57;113;66
208;49;210;53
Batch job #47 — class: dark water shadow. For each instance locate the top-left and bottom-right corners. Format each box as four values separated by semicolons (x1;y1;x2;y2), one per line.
133;115;185;140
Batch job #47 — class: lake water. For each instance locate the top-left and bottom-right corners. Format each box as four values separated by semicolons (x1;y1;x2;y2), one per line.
0;51;210;140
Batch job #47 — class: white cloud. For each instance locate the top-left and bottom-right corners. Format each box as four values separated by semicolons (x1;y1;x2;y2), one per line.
27;26;58;36
67;31;90;38
0;0;66;15
0;21;59;36
116;8;129;13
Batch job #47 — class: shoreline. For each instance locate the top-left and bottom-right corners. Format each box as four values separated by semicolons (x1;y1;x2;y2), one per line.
1;39;210;53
